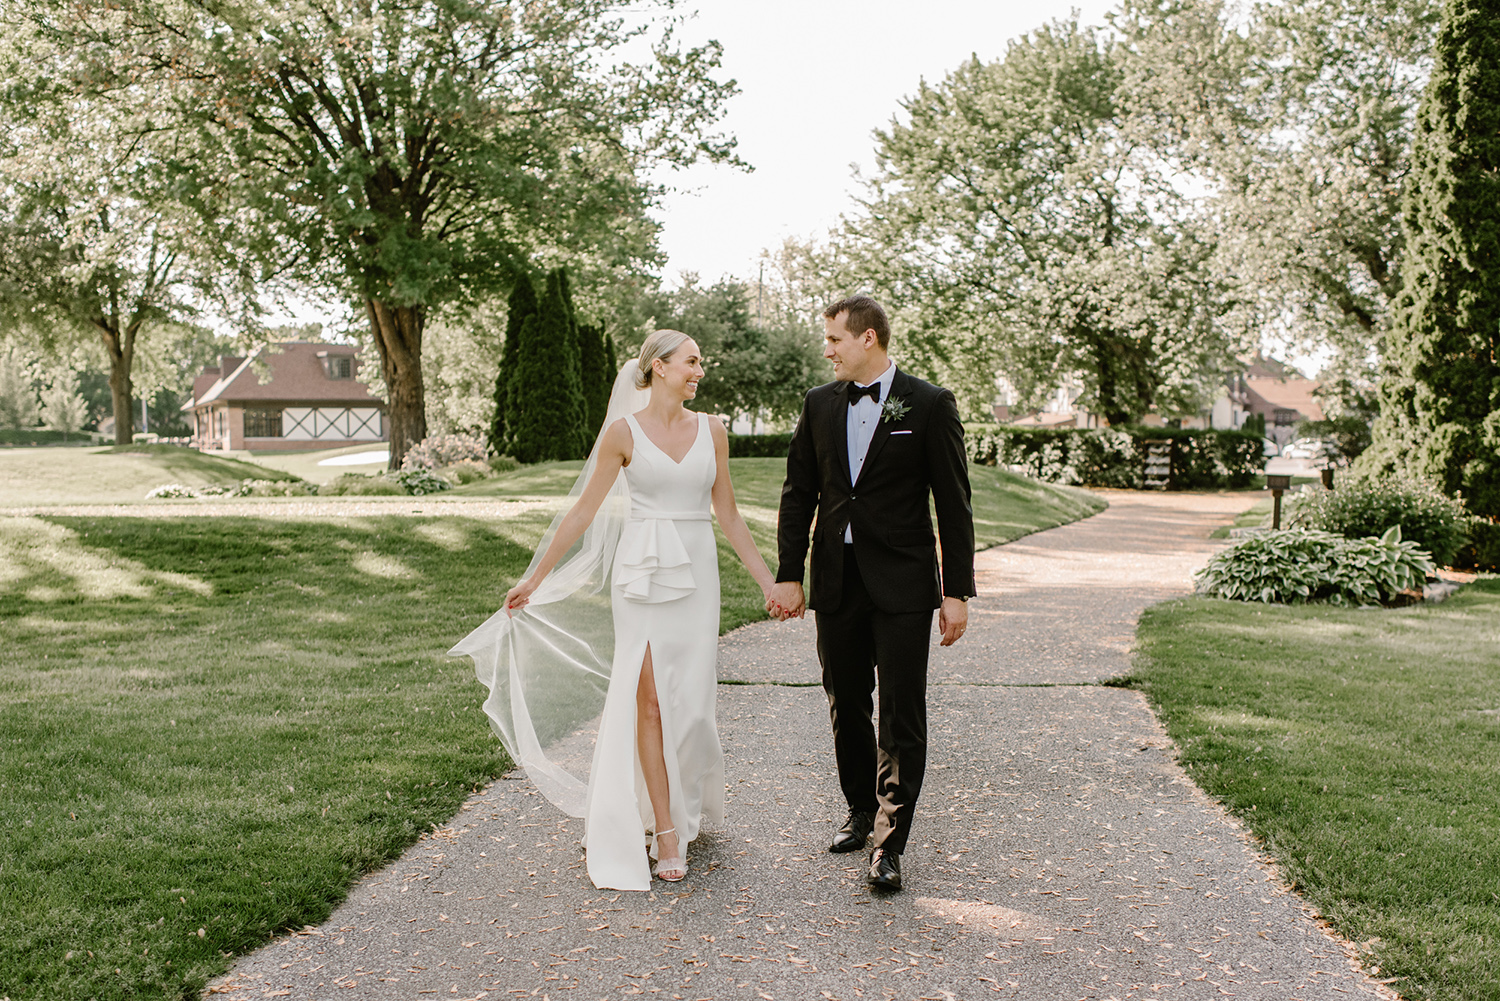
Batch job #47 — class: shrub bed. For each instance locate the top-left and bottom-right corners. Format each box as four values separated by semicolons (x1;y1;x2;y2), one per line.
320;473;405;496
400;432;489;470
1194;527;1434;606
727;432;794;459
441;459;494;485
1460;517;1500;571
967;425;1263;490
1287;475;1470;566
388;468;452;495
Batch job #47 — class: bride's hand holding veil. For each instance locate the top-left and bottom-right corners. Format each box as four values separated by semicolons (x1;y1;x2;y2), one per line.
501;417;634;617
503;578;537;612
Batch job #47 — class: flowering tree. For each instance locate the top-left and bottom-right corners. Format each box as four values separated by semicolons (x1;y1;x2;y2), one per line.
30;0;740;466
0;20;239;444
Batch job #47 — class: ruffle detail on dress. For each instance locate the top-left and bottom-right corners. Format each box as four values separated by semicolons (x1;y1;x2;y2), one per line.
615;518;697;603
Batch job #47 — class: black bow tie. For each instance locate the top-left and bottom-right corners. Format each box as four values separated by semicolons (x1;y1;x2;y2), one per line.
848;382;881;405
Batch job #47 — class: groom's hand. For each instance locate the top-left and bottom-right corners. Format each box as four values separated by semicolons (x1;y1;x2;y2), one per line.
767;581;805;620
938;596;969;646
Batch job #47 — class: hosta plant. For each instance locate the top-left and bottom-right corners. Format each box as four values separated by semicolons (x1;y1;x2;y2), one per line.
389;469;452;496
1195;527;1434;606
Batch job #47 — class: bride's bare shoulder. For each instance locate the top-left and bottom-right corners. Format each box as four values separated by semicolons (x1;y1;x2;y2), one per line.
600;417;634;461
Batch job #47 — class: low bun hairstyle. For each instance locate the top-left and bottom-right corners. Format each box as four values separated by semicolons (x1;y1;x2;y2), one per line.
634;329;692;390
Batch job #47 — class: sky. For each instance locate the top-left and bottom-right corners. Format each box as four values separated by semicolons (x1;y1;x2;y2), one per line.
648;0;1117;286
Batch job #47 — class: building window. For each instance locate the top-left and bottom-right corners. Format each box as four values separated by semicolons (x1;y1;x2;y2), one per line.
1273;408;1297;427
324;355;354;380
244;408;284;437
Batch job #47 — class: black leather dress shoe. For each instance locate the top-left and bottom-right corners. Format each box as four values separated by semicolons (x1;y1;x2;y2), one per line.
829;810;876;853
867;847;902;891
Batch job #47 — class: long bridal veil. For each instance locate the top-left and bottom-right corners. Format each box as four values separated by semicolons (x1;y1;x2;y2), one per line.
449;361;651;817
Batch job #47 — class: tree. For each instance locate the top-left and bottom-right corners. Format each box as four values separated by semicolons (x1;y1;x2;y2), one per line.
549;267;602;436
0;20;237;445
604;330;620;386
578;320;611;435
490;278;539;456
42;0;740;466
1362;0;1500;519
510;269;589;463
0;343;39;429
1113;0;1439;370
40;367;88;439
646;277;822;429
422;303;504;437
844;18;1236;424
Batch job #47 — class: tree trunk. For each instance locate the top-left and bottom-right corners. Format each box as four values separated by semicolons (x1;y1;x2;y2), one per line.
366;298;427;469
96;318;135;446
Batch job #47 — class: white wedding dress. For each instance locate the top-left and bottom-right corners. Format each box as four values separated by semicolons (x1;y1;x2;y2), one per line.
449;393;725;893
583;411;724;890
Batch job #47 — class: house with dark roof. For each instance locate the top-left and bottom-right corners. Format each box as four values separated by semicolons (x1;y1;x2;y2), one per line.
989;356;1322;437
183;342;387;452
1228;358;1324;444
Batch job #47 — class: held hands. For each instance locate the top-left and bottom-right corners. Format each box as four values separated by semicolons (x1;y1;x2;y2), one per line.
937;596;968;646
765;581;806;621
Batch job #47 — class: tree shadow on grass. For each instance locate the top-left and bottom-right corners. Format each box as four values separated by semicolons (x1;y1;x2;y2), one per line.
0;512;552;1001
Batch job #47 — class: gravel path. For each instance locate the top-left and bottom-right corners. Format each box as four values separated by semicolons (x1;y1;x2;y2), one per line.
208;489;1397;1001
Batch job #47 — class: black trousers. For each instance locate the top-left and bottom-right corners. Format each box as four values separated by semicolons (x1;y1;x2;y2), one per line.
815;544;933;855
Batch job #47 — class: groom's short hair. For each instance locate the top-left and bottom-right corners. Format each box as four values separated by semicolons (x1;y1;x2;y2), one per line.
823;295;891;350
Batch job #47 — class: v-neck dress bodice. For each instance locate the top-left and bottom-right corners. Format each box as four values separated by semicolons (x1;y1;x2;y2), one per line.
612;413;717;603
584;410;723;890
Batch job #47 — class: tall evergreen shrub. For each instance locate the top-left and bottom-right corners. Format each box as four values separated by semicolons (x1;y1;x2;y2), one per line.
604;331;620;389
1362;0;1500;519
578;322;610;434
490;277;538;456
509;271;589;463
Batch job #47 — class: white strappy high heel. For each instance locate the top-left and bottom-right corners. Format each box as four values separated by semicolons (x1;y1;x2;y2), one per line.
652;827;687;882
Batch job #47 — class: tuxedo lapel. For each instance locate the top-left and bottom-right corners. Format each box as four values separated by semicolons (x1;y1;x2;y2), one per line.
856;369;910;484
830;381;853;487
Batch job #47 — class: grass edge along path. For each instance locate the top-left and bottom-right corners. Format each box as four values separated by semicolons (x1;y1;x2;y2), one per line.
0;460;1100;1001
1124;584;1500;1001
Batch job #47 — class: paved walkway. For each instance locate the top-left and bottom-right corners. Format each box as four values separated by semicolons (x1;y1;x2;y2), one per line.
209;491;1395;1001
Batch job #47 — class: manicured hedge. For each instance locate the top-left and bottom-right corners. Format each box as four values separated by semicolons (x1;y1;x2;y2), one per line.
0;429;102;446
966;425;1264;490
727;432;794;458
1464;519;1500;571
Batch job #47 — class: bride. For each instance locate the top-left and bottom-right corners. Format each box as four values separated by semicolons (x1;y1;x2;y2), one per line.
451;329;775;890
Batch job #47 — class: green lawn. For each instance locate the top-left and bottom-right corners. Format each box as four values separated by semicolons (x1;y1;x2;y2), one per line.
0;456;1102;1000
458;458;1102;632
1127;585;1500;1001
0;445;297;507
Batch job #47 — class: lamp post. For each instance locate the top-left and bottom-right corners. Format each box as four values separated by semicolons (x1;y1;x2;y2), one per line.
1266;473;1292;529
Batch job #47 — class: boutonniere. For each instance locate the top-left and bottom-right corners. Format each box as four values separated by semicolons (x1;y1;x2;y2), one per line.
880;396;911;424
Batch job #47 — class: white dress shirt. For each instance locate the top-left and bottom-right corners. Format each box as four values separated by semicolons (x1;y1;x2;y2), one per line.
844;361;897;543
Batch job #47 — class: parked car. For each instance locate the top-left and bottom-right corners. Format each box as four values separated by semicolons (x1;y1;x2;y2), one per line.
1261;437;1280;457
1282;438;1333;460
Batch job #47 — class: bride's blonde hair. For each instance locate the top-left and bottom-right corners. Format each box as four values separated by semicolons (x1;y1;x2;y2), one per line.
634;329;692;390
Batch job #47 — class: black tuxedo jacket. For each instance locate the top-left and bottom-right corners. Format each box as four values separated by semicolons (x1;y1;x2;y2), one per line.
775;368;976;613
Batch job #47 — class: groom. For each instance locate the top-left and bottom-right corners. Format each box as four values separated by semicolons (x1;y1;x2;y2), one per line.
768;295;975;892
